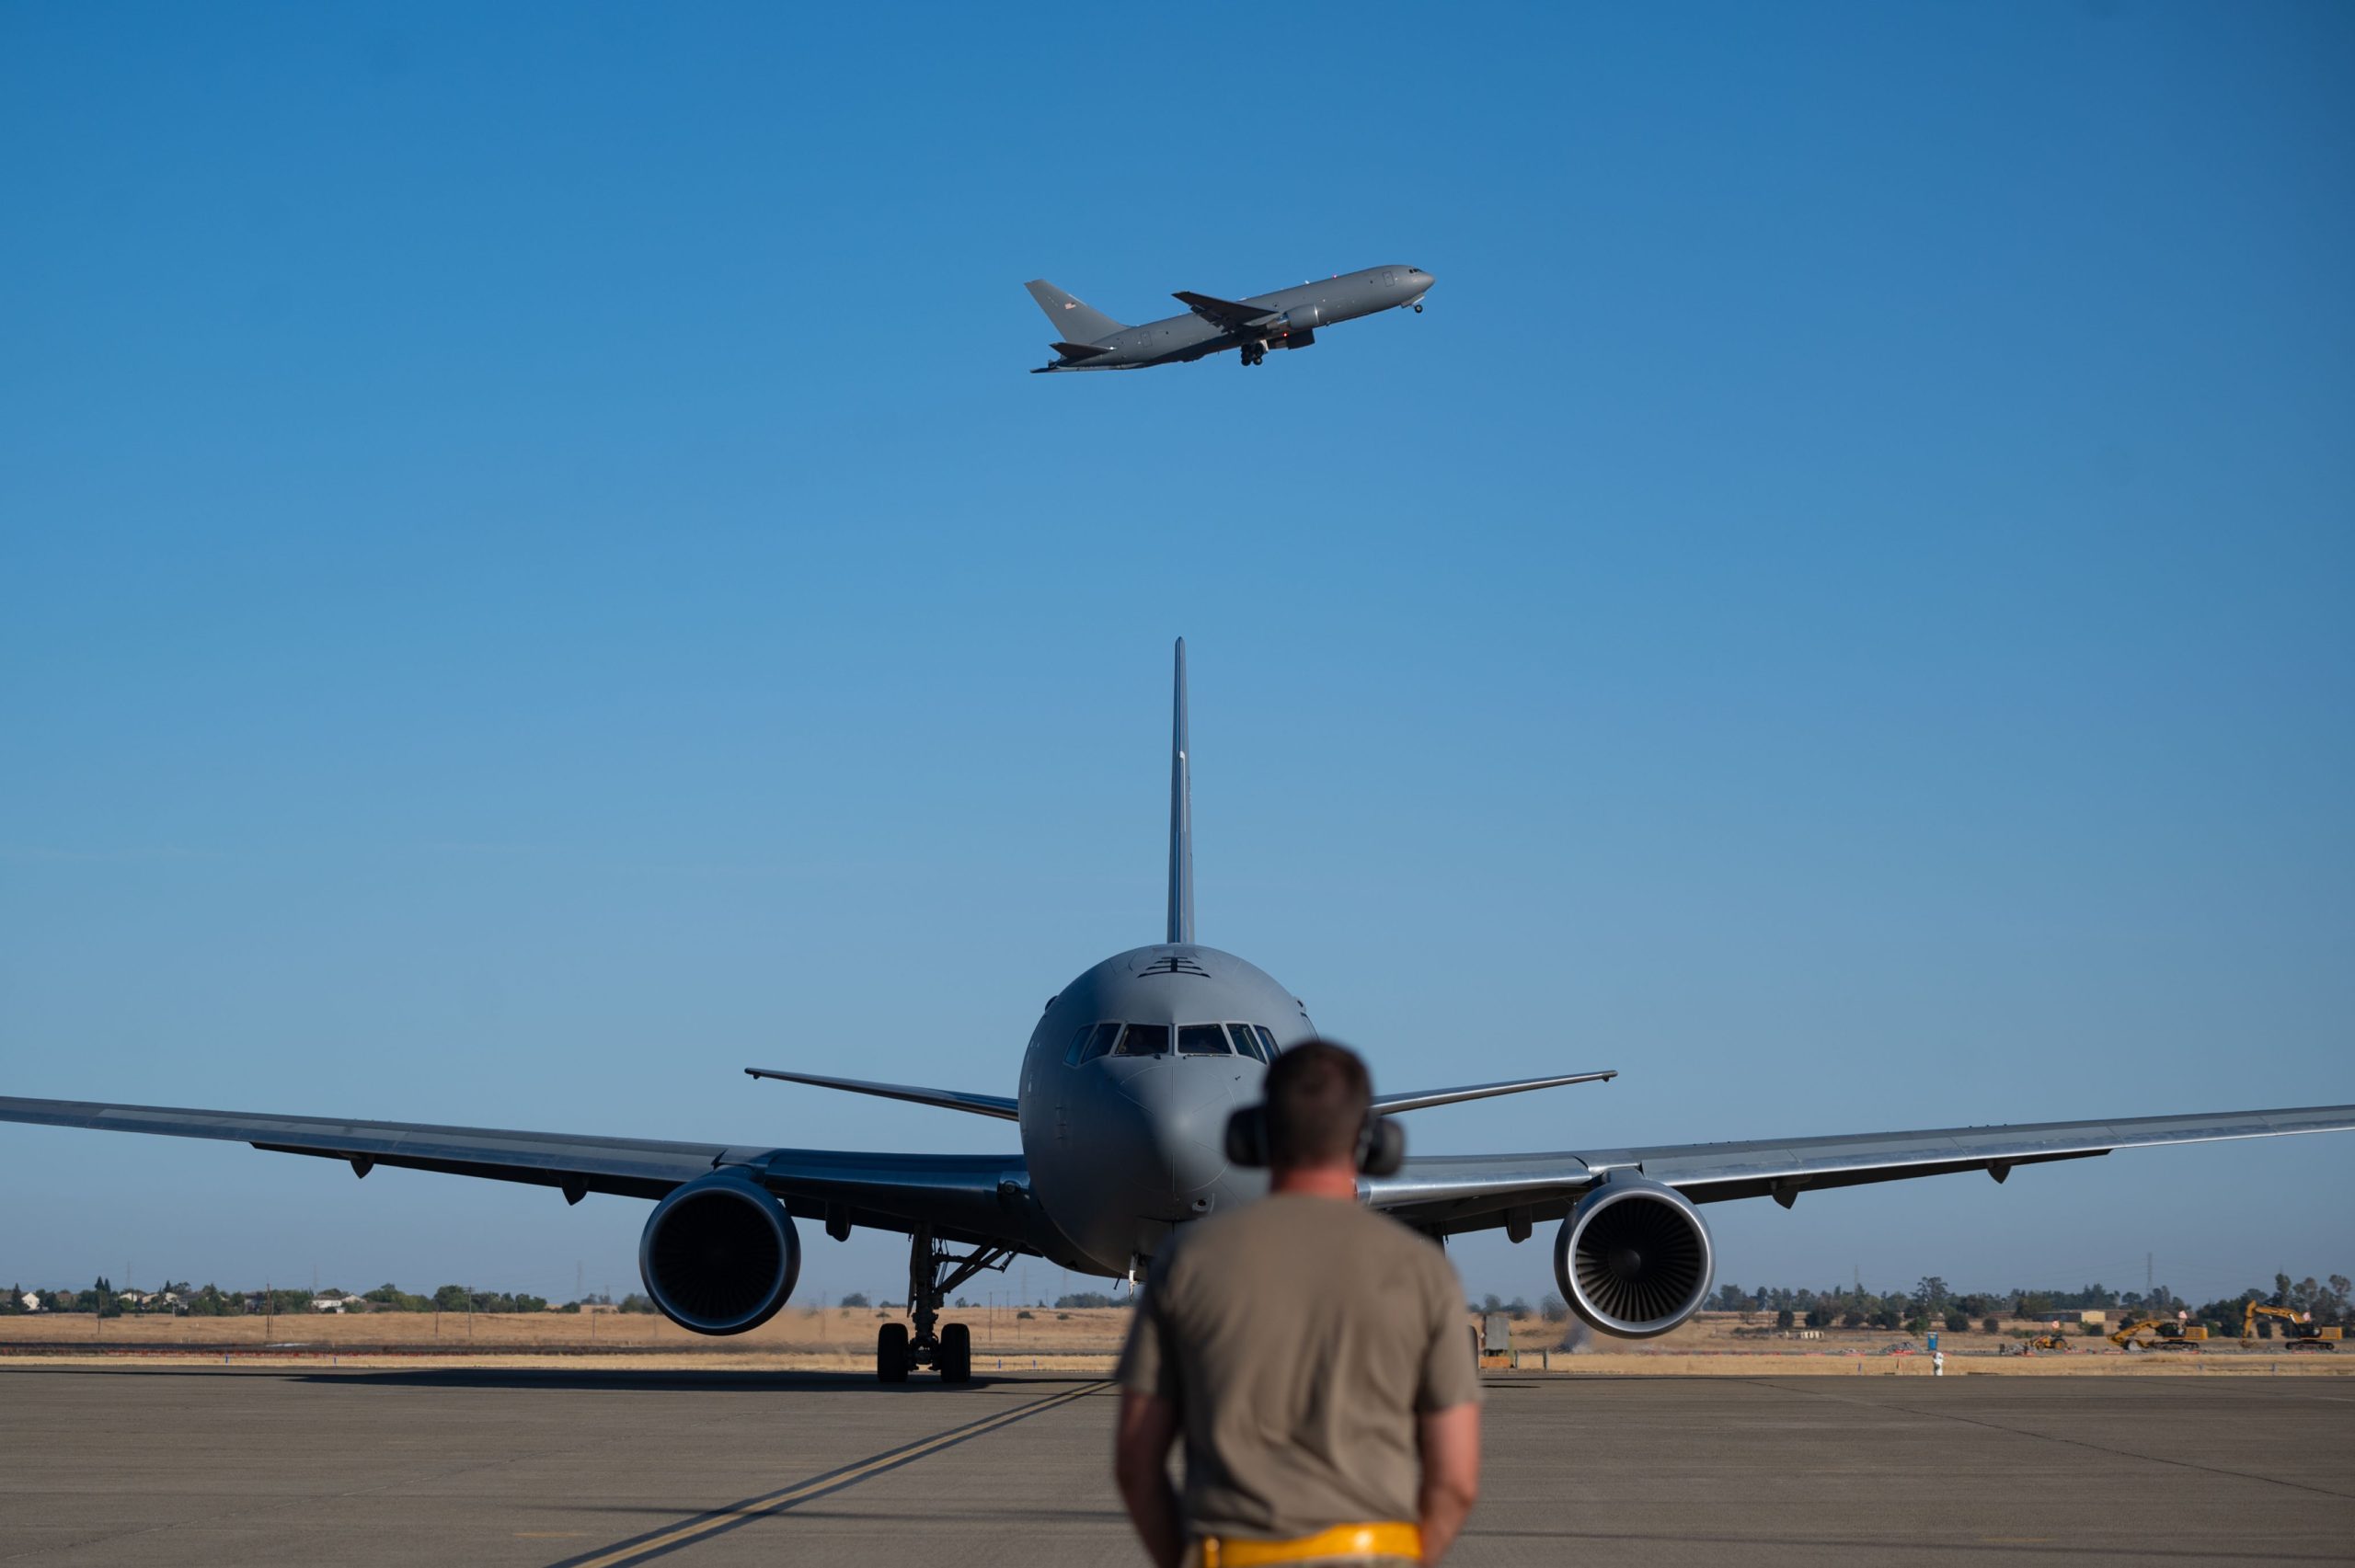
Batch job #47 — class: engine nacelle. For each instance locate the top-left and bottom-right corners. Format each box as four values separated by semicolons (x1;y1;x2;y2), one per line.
638;1171;802;1335
1552;1175;1714;1339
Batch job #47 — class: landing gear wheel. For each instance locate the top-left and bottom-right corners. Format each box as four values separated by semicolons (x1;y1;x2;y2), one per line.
1413;303;1423;313
877;1322;911;1383
940;1322;972;1383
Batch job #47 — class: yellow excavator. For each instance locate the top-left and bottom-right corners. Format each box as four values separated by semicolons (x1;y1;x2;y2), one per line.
2026;1332;2074;1352
2242;1303;2341;1351
2108;1318;2206;1351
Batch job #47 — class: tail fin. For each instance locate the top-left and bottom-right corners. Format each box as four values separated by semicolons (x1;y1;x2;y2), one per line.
1167;637;1193;944
1026;280;1124;343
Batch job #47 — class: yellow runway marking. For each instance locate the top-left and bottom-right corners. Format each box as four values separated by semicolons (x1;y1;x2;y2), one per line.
555;1380;1110;1568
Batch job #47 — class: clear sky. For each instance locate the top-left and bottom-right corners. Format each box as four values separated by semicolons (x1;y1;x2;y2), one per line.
2;2;2349;1310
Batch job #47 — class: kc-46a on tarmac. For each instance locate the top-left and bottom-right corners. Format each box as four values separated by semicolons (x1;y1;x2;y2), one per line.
6;643;2352;1383
1026;264;1433;372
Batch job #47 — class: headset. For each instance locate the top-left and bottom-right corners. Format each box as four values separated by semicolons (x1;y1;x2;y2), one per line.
1223;1102;1406;1177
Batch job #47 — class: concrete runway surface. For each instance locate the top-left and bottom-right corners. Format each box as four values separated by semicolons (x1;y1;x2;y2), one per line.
1;1367;2348;1566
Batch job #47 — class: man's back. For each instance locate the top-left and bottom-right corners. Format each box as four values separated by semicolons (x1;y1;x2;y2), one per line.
1119;1193;1479;1541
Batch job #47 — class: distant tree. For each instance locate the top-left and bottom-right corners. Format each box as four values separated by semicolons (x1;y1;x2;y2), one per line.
1712;1284;1747;1312
1842;1310;1867;1329
1775;1309;1795;1330
618;1294;657;1314
1903;1316;1928;1336
1540;1294;1570;1324
1055;1291;1125;1310
1805;1307;1830;1330
1480;1294;1503;1315
1982;1316;2002;1335
838;1292;871;1309
1504;1298;1532;1319
1944;1312;1970;1334
1914;1276;1950;1313
1016;1309;1035;1320
432;1285;472;1313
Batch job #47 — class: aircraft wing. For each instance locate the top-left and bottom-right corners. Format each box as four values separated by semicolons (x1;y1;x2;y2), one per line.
1365;1102;2355;1237
0;1094;1031;1247
1173;290;1275;329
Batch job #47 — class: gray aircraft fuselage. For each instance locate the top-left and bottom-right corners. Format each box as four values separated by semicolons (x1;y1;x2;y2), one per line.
1033;265;1433;372
1017;944;1296;1276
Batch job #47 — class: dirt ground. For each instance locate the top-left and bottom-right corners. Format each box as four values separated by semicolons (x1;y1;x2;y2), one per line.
4;1307;2344;1376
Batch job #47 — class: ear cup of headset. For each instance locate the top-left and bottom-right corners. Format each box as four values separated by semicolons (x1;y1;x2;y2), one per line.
1224;1104;1270;1168
1358;1116;1406;1177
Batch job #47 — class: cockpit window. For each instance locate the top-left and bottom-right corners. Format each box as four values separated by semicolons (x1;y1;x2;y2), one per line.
1178;1024;1230;1056
1254;1024;1280;1060
1075;1022;1122;1063
1114;1024;1169;1057
1220;1023;1263;1061
1063;1024;1093;1066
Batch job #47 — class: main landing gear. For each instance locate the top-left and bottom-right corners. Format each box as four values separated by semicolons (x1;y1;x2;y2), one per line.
1240;340;1267;367
878;1225;1014;1384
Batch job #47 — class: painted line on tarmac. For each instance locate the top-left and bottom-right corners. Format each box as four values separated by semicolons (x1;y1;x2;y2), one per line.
548;1380;1112;1568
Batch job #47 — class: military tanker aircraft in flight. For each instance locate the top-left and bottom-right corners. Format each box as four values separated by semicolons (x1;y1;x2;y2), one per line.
1026;265;1433;372
5;642;2352;1383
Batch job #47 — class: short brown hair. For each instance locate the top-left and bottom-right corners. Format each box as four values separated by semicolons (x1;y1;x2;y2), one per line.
1263;1039;1373;1168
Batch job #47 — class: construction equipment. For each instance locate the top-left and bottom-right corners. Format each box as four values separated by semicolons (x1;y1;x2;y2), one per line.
2108;1318;2206;1351
2242;1303;2341;1350
2027;1333;2073;1352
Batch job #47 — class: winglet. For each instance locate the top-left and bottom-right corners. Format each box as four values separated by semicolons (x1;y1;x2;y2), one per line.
1167;637;1193;944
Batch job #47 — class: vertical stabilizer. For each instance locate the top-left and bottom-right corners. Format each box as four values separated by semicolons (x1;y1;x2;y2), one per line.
1167;637;1194;945
1025;280;1125;344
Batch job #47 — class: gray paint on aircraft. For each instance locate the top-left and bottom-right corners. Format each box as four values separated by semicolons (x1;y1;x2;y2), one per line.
1024;265;1435;372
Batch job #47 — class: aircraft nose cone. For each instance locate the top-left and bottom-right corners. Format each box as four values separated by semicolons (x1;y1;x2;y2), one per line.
1114;1059;1246;1209
1411;269;1435;292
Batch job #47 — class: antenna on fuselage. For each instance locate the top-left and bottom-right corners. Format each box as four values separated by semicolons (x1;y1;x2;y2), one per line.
1167;636;1193;944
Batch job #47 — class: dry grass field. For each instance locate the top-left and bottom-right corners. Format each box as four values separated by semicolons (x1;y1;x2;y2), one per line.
5;1306;2347;1376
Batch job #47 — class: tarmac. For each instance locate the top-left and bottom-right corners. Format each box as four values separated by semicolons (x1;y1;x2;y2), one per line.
2;1366;2349;1566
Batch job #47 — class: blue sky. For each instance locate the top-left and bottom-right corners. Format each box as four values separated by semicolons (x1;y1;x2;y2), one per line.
2;2;2349;1308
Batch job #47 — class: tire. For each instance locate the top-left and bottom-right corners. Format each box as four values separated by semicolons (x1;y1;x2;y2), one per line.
877;1322;911;1383
940;1322;971;1383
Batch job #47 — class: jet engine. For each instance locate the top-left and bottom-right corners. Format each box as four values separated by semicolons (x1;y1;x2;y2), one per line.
637;1171;802;1335
1272;327;1315;349
1552;1175;1714;1339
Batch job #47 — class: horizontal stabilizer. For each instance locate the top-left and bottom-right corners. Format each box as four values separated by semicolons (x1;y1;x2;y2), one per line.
1373;1070;1616;1116
1173;290;1275;329
744;1067;1020;1121
1053;340;1116;360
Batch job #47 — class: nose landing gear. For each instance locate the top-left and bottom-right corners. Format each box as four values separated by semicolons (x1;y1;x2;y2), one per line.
879;1225;1012;1383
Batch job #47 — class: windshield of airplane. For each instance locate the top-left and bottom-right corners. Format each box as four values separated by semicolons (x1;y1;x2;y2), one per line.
1178;1024;1228;1056
1114;1024;1169;1057
1068;1021;1272;1062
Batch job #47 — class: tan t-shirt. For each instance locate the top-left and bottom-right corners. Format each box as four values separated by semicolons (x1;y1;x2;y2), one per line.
1115;1193;1482;1541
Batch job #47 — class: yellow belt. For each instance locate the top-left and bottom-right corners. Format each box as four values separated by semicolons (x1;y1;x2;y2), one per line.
1198;1522;1422;1566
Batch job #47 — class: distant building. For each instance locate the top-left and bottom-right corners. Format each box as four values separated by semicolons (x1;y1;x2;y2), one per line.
311;1293;364;1313
18;1292;41;1312
2078;1310;2108;1326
